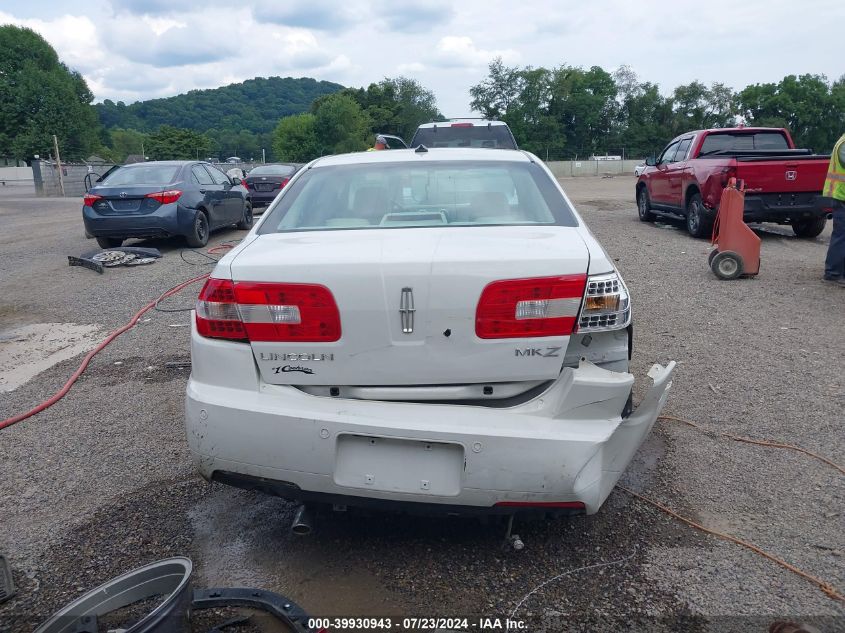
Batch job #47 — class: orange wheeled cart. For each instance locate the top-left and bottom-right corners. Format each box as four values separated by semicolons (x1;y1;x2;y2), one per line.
708;178;760;279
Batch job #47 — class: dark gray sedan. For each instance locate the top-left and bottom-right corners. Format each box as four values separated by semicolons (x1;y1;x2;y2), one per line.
82;161;252;248
243;163;300;209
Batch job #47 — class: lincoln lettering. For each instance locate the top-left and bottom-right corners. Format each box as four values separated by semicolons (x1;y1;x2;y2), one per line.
259;352;334;362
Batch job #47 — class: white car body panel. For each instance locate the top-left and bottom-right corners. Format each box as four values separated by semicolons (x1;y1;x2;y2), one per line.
228;226;590;386
186;322;674;513
185;148;675;513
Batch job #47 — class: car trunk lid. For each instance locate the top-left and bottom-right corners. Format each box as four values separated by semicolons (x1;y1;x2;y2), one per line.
90;186;161;215
228;226;590;386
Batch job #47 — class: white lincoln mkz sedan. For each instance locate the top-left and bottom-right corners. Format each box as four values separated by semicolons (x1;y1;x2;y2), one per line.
185;147;675;517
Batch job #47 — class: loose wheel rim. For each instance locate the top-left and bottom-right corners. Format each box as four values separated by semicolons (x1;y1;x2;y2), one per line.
717;256;739;277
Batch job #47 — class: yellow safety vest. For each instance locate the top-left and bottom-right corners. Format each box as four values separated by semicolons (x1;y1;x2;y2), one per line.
823;133;845;201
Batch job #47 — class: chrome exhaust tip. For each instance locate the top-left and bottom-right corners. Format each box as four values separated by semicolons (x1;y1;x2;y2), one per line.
291;505;313;536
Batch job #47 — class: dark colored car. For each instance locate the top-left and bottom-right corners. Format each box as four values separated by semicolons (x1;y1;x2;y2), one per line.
83;161;252;248
243;163;300;209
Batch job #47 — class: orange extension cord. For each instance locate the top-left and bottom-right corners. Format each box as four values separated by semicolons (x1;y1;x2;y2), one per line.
618;414;845;602
0;272;210;430
659;415;845;476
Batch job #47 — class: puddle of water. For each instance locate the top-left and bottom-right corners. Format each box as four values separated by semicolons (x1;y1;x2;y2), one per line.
189;488;405;618
0;323;103;392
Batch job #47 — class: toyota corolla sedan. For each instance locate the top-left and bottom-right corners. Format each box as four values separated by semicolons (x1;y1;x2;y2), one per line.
83;161;252;248
185;148;675;516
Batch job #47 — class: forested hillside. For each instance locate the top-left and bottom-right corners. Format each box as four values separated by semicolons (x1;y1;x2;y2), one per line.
96;76;343;133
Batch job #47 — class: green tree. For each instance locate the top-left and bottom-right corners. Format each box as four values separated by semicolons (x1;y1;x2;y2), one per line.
737;74;843;152
313;93;371;154
272;113;320;162
0;25;100;160
106;128;148;162
469;58;522;120
470;59;561;156
145;125;212;160
351;77;442;141
669;81;736;134
547;65;619;156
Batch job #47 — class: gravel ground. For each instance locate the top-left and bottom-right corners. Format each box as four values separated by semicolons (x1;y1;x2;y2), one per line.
0;179;842;632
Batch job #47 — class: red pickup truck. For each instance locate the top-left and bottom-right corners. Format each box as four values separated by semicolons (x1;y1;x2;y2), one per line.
635;127;830;238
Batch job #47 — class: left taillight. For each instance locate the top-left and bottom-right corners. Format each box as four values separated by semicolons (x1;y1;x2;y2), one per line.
476;275;587;339
83;193;101;207
146;190;182;204
195;279;341;342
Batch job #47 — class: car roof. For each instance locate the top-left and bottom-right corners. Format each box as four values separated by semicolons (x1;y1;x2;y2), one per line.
311;148;532;167
416;119;509;129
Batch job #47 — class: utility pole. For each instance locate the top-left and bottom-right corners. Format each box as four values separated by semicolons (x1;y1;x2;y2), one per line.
53;135;65;197
141;140;145;160
262;148;265;164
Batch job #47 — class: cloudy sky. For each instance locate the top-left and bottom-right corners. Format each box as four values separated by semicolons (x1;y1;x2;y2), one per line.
1;0;842;116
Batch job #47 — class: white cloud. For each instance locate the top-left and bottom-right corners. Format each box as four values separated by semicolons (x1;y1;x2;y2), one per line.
398;62;426;73
141;16;186;36
1;0;843;119
429;36;519;70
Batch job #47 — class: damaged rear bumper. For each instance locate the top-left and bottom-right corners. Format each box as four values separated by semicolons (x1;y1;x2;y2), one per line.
185;333;675;514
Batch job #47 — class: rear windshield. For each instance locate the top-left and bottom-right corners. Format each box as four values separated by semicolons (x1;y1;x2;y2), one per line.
249;164;297;176
101;164;180;186
258;161;577;233
699;132;789;155
410;125;517;149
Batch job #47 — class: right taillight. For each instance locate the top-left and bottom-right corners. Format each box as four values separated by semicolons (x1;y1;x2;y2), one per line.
278;177;290;189
195;278;341;342
146;190;182;204
577;272;631;332
476;275;587;339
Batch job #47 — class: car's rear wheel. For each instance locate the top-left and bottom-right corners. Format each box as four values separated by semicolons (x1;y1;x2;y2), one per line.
685;192;713;239
236;202;253;230
96;236;123;249
186;211;209;248
637;187;655;222
791;217;826;238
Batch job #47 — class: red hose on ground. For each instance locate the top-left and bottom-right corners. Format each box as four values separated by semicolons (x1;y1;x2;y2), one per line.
0;273;209;431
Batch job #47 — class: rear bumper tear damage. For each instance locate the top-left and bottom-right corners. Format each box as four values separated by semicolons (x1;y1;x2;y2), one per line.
186;334;675;514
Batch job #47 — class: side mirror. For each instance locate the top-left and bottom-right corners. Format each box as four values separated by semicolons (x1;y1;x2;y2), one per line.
231;177;242;186
645;157;657;167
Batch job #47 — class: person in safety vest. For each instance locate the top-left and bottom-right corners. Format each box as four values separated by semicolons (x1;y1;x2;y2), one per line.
822;132;845;286
367;135;388;151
